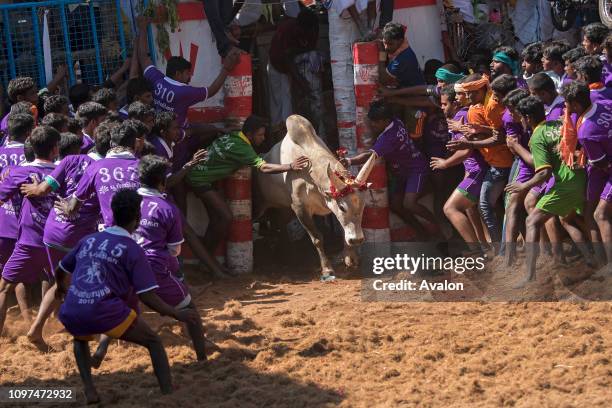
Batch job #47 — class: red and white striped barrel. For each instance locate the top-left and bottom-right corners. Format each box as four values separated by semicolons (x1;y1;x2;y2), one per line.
392;0;445;67
224;53;253;124
353;42;390;243
224;167;253;274
223;53;253;274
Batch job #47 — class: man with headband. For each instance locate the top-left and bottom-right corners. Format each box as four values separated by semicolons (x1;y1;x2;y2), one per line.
491;46;527;89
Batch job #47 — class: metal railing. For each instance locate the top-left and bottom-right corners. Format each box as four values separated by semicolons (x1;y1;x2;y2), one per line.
0;0;132;89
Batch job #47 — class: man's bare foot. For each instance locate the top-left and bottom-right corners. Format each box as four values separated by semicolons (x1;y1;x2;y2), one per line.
513;272;535;289
26;332;51;352
84;388;100;405
90;352;104;369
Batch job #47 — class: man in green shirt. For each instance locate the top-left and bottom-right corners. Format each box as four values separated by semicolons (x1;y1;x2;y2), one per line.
505;96;589;288
188;115;309;251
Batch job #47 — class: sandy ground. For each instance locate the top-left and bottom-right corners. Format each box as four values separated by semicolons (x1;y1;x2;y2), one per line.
1;258;611;407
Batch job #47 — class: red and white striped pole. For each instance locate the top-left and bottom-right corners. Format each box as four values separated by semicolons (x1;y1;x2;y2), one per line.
353;42;390;244
223;53;253;274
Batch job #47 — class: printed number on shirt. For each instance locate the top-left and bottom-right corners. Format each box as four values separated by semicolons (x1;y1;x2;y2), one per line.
596;112;612;129
0;153;24;167
155;83;175;104
143;201;158;217
79;237;127;258
99;166;138;183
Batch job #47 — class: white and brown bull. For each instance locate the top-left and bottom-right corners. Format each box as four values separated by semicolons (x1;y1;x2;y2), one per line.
255;115;376;279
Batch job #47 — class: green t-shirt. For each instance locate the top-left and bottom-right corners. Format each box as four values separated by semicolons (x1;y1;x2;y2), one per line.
529;120;581;184
188;131;266;187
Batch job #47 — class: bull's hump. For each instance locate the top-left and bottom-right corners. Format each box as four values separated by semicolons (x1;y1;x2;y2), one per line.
286;115;320;148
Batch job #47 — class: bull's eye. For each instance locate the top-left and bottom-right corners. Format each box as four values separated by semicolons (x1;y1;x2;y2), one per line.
338;201;347;213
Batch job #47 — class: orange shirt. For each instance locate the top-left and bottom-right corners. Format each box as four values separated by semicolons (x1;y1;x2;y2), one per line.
467;96;513;168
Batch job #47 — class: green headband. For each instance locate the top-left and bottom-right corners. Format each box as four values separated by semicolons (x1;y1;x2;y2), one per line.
492;51;519;76
435;68;465;84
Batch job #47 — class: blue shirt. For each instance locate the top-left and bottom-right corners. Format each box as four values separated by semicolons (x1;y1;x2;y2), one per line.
387;47;425;88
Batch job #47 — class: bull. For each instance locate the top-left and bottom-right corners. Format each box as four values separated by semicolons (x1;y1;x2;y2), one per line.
255;115;376;280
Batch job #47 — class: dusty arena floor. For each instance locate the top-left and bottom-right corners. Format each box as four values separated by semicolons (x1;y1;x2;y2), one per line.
1;260;611;407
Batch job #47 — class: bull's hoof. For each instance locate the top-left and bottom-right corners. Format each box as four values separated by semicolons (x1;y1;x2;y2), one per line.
320;273;336;282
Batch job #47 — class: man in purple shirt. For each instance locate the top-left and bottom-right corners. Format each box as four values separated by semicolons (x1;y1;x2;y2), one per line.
55;189;199;403
76;102;107;154
135;155;206;360
342;100;436;238
562;82;612;268
528;73;567;121
57;120;146;227
0;113;33;269
574;56;612;103
0;126;60;337
0;77;39;140
603;34;612;87
127;101;155;133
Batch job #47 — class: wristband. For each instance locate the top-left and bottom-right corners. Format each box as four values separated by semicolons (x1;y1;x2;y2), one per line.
378;51;387;62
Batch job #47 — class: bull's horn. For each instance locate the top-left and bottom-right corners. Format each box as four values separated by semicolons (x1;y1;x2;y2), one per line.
326;163;346;192
355;152;378;185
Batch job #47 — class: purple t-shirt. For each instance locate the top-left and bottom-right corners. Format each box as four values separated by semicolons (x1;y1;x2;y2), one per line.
590;86;612;104
371;118;428;174
0;160;57;247
422;111;450;158
0;114;9;144
143;65;208;129
545;95;566;121
134;188;183;275
58;226;158;337
73;151;139;227
146;134;173;162
451;108;487;174
0;141;25;239
516;76;528;90
44;154;100;249
81;132;95;154
577;102;612;165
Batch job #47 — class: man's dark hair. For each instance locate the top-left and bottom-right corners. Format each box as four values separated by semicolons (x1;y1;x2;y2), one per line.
127;101;155;121
424;59;444;77
543;41;572;64
382;22;405;41
77;102;107;127
111;189;142;228
574;55;603;83
440;85;456;101
439;63;462;74
59;132;82;159
152;111;176;135
604;33;612;55
111;119;145;148
521;42;544;64
493;46;519;62
502;88;530;109
242;115;268;135
41;113;68;133
562;47;587;64
7;77;36;103
69;83;92;110
528;72;557;94
139;154;170;188
490;74;517;97
106;111;123;123
43;95;69;115
126;77;153;104
9;101;33;115
368;100;394;121
67;117;82;134
297;8;318;31
583;22;609;46
23;139;34;162
7;113;34;142
166;56;191;78
94;120;117;157
92;88;117;109
467;53;492;75
29;126;61;159
516;96;546;123
561;81;591;109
